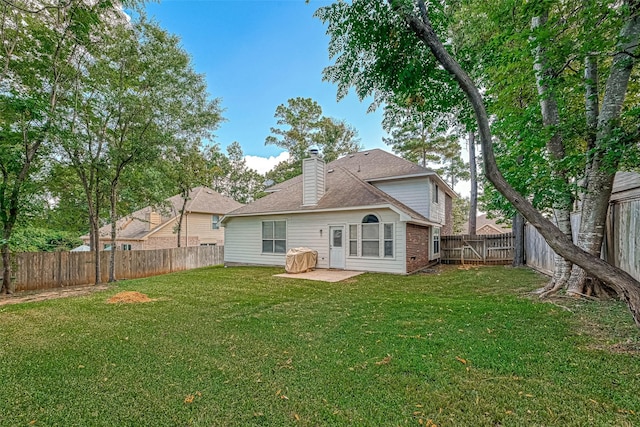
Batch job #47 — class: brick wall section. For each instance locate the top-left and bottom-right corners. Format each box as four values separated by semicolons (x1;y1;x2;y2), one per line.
406;223;432;273
91;237;201;250
142;236;200;250
442;194;453;235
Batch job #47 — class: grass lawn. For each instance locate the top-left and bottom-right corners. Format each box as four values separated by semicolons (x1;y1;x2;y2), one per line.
1;265;639;426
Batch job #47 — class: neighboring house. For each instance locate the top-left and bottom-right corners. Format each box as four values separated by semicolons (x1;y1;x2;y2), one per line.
222;149;456;274
82;187;243;251
461;214;512;235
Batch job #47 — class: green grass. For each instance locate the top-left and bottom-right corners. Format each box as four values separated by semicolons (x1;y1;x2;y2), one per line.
1;265;639;426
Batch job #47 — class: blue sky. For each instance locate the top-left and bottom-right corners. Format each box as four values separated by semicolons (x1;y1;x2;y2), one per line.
143;0;389;172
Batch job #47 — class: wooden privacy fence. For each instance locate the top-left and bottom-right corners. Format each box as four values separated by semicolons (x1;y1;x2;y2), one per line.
525;199;640;280
6;246;224;292
441;233;514;265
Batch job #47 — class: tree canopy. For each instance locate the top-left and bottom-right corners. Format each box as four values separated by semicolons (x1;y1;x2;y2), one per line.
316;0;640;326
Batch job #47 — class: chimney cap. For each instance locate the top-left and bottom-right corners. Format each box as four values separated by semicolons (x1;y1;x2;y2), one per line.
308;146;320;157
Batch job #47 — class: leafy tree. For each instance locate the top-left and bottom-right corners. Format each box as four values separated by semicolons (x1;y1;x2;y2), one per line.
224;142;265;204
313;117;362;163
265;97;323;162
9;228;81;252
0;0;124;293
164;143;211;247
317;0;640;326
451;197;470;235
58;18;222;283
205;142;265;203
265;97;361;182
435;135;470;189
451;0;640;296
382;101;447;166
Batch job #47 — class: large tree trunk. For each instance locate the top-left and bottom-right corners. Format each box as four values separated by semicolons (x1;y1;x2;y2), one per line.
109;182;118;283
92;186;102;285
394;0;640;327
468;131;477;235
176;193;189;248
1;242;12;294
566;6;640;296
512;213;525;267
531;13;573;295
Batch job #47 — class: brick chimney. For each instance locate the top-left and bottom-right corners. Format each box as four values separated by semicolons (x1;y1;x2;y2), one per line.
302;147;325;206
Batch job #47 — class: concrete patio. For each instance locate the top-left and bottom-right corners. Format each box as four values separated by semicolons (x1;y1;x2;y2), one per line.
274;269;364;283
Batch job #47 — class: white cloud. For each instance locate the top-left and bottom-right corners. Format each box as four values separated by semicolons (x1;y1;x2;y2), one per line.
244;152;290;175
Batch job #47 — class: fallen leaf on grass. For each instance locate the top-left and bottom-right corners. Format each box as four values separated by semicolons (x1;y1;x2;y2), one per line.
375;355;392;365
455;356;467;364
184;394;194;404
294;413;301;421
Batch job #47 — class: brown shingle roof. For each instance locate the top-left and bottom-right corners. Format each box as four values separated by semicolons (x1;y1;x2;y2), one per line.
269;149;436;189
90;187;243;240
226;149;450;225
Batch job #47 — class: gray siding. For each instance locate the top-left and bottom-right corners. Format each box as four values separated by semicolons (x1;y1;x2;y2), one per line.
373;177;430;218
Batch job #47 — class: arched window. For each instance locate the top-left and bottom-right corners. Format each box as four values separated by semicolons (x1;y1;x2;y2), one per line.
362;214;379;223
349;214;393;258
361;215;380;256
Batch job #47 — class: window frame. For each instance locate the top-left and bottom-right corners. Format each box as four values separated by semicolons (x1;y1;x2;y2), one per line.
432;227;441;256
261;220;287;254
212;214;220;230
347;215;395;259
433;183;439;204
122;244;132;251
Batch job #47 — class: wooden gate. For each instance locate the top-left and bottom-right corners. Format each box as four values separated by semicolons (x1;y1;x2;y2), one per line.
441;233;514;265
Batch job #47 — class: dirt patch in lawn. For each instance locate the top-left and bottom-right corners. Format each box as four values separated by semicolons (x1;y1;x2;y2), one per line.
107;291;155;304
0;284;110;306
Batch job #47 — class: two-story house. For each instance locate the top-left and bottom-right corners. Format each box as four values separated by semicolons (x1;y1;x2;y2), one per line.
83;187;243;250
222;149;456;274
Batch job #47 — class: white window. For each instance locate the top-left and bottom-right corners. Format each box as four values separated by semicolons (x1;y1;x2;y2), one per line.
212;215;220;230
433;227;441;255
433;183;439;203
384;224;394;258
349;224;358;256
262;220;286;254
348;215;394;259
362;223;380;257
122;244;132;251
200;243;216;247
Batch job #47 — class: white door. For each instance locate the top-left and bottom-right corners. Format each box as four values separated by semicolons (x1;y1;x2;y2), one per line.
329;226;345;269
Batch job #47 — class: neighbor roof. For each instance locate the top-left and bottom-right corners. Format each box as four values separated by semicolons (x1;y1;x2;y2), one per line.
461;214;512;235
225;149;455;225
88;187;243;240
